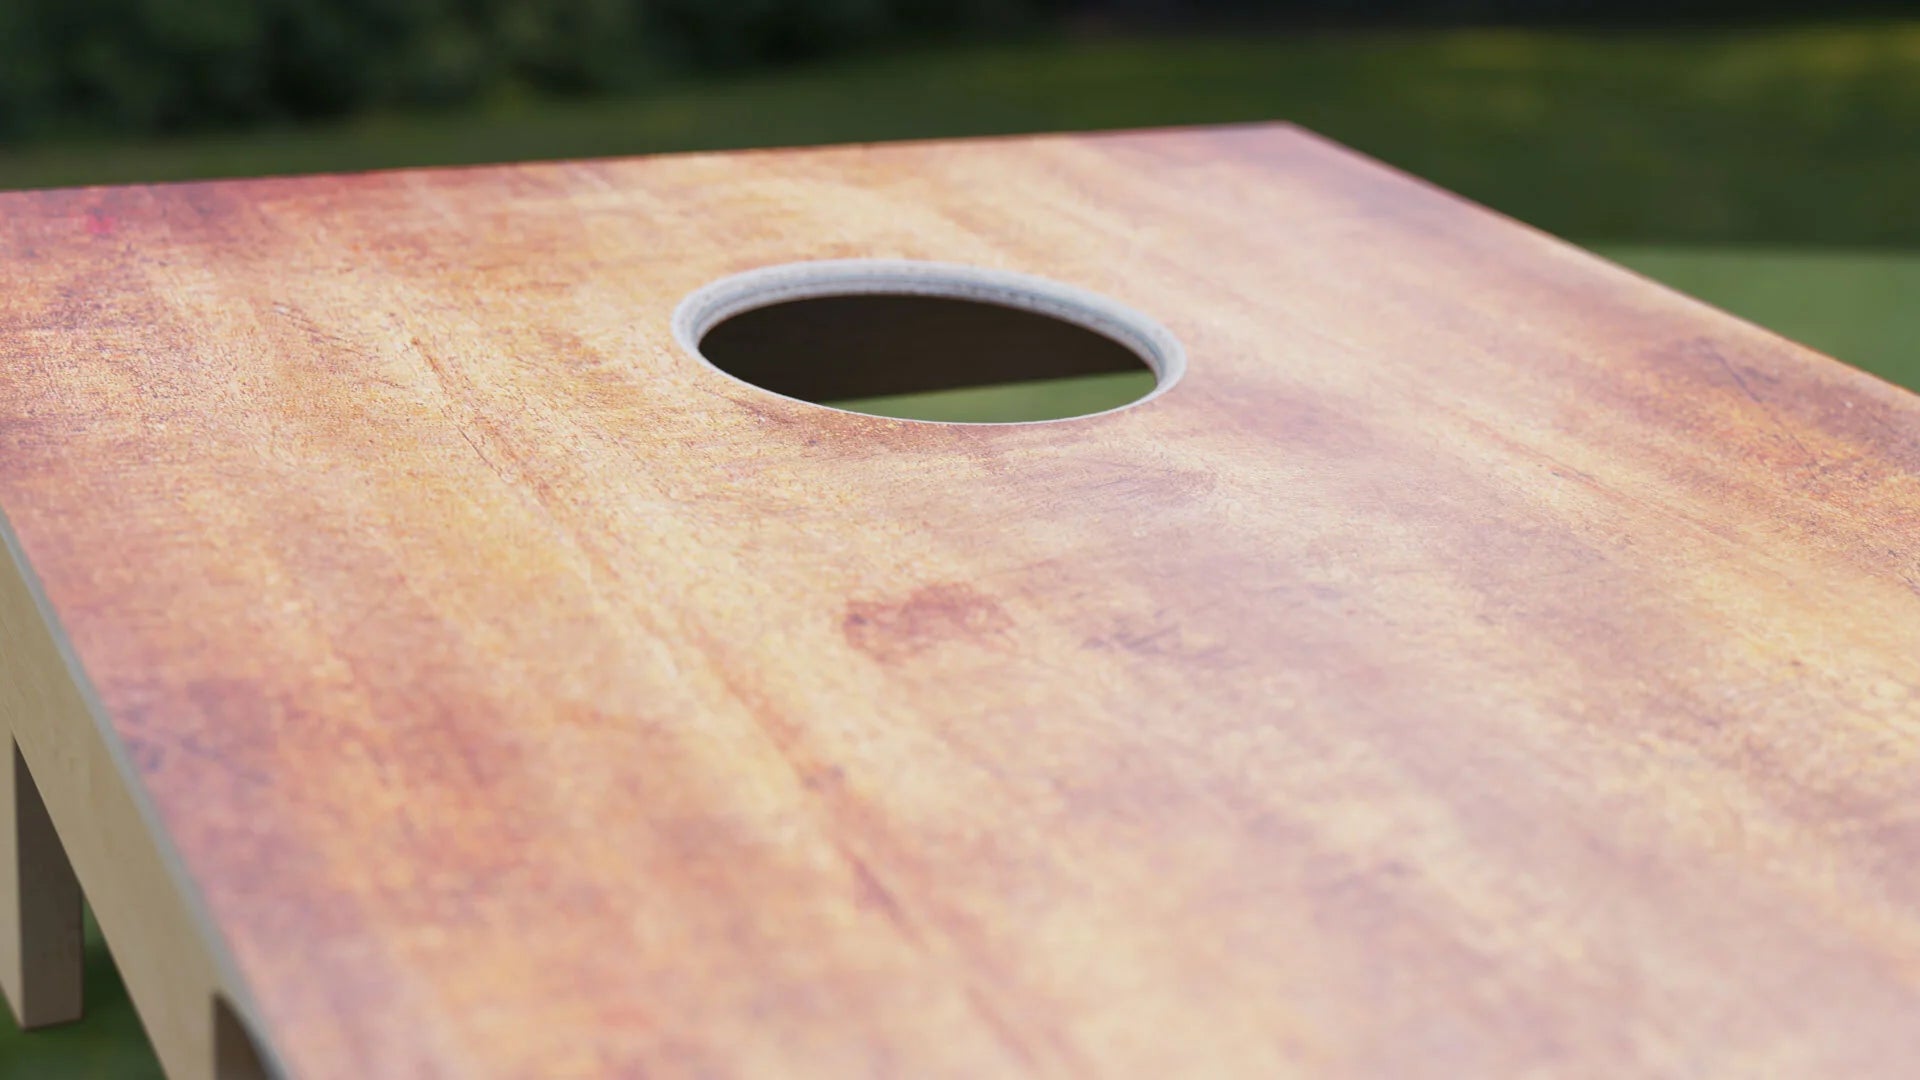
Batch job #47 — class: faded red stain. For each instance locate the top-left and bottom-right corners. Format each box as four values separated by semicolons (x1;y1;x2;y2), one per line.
843;583;1013;663
83;209;118;237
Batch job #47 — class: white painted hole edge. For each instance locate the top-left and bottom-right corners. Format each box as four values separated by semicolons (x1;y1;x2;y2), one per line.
671;259;1188;426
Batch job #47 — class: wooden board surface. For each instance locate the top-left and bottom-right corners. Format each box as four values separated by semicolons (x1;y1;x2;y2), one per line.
2;124;1919;1078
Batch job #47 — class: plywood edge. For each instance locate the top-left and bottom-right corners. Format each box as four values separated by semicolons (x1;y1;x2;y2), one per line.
0;507;290;1079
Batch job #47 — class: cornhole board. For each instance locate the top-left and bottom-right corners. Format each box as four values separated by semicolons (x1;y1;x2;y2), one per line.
3;124;1919;1079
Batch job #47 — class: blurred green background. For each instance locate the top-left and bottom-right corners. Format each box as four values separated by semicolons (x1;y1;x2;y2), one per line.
1;0;1916;1074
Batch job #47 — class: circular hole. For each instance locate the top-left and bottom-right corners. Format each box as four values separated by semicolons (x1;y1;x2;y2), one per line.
673;260;1185;424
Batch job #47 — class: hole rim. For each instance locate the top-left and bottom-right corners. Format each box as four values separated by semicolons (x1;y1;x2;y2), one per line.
672;259;1186;427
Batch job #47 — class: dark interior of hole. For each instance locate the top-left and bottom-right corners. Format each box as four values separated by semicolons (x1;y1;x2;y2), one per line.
696;294;1152;404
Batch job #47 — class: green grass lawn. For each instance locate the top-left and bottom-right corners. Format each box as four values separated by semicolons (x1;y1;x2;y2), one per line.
3;22;1920;246
1;22;1916;1076
1604;245;1920;390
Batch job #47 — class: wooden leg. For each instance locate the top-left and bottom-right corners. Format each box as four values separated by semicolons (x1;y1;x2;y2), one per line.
1;735;84;1029
215;997;274;1080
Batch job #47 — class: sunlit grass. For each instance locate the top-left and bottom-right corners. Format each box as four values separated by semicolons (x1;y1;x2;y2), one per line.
2;22;1918;245
1603;245;1920;390
827;370;1155;422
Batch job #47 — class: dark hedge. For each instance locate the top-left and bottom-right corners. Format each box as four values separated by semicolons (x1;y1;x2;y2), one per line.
0;0;1894;137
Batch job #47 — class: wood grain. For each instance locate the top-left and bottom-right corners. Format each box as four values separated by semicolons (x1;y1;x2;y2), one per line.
1;124;1918;1079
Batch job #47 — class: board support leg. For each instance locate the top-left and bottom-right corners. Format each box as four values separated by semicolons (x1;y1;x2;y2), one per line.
1;734;84;1029
215;996;274;1080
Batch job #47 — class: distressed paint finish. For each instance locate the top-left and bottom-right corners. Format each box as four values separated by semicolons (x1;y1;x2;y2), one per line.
2;125;1920;1078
